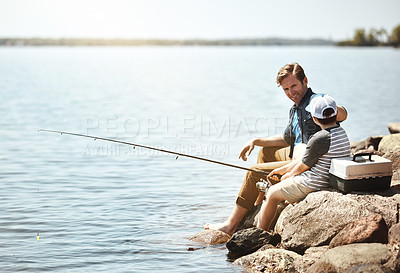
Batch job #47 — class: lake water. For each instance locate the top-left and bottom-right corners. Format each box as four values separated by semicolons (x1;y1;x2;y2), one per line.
1;46;399;272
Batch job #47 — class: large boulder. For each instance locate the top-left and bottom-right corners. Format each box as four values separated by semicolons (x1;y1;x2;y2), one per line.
378;133;400;154
343;264;386;273
382;149;400;181
329;214;388;248
291;246;329;272
278;190;400;253
388;222;400;245
226;227;280;258
234;248;300;273
307;243;392;273
388;123;400;134
385;222;400;272
274;203;294;234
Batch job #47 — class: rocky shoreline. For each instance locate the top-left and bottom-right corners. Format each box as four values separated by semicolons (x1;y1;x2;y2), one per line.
190;123;400;273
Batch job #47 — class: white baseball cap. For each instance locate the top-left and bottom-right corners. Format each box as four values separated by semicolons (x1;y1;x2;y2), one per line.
310;95;337;119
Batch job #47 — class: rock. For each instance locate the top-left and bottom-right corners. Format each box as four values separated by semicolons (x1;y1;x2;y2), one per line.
279;191;400;253
226;227;281;258
388;123;400;134
378;133;400;154
291;246;329;273
351;136;383;155
329;214;388;248
343;264;386;273
388;222;400;245
234;248;300;273
274;203;294;234
382;149;400;181
189;229;231;245
383;243;400;273
307;243;392;273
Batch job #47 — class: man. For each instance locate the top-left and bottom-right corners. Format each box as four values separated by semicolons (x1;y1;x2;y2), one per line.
204;63;347;236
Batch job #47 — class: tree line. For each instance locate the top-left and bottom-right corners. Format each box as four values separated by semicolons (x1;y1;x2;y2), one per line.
337;24;400;47
0;37;334;47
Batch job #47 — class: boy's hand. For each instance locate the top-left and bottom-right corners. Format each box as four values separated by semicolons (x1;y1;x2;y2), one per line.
268;168;285;177
268;169;283;184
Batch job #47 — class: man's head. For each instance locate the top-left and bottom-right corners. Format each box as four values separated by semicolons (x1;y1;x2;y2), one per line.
277;63;308;105
310;95;337;126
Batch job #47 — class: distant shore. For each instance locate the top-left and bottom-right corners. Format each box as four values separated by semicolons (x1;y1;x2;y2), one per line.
0;37;335;47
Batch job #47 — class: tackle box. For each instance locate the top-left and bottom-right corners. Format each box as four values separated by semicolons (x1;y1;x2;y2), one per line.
329;153;392;193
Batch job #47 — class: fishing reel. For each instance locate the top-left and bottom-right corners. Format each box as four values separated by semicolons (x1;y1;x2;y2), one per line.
256;174;282;192
256;178;272;192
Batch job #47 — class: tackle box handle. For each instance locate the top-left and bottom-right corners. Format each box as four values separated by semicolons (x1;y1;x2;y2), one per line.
353;152;373;162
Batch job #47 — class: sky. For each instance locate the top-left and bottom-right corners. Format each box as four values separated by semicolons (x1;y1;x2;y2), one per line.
0;0;399;41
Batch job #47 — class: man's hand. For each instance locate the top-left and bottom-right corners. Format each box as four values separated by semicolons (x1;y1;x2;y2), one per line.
238;140;255;161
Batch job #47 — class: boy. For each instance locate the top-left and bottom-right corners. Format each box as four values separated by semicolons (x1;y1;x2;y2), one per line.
257;95;350;230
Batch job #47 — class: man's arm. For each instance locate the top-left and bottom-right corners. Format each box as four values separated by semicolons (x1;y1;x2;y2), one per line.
336;106;347;122
238;134;288;161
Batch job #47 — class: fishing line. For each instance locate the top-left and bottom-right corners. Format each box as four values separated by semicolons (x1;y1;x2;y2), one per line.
38;129;269;176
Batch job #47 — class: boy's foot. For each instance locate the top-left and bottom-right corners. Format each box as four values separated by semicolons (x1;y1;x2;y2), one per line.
203;222;235;236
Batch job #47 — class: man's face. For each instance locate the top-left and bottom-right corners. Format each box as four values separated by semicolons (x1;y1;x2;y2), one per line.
281;74;308;105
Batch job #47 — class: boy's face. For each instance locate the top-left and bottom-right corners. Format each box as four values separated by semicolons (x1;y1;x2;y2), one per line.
281;74;308;106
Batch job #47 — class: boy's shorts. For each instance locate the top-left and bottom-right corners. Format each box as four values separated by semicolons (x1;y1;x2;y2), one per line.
275;177;316;204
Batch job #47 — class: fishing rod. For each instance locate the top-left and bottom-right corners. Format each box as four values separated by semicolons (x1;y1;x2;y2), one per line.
38;129;269;176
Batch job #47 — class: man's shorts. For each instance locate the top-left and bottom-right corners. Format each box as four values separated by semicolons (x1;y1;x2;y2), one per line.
274;177;316;204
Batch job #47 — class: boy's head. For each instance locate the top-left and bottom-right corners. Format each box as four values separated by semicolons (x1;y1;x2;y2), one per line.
310;95;337;125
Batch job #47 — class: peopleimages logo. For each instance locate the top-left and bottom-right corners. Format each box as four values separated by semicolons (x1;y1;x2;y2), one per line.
85;114;287;139
83;114;287;157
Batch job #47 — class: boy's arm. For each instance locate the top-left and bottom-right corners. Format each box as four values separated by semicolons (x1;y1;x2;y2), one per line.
268;158;300;177
278;130;330;180
281;161;310;180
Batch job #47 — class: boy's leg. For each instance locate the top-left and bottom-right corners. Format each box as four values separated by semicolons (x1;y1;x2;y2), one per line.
257;184;286;230
257;177;316;231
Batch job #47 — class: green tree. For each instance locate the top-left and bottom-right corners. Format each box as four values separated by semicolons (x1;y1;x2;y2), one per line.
391;24;400;47
367;28;379;46
353;28;366;46
375;28;388;45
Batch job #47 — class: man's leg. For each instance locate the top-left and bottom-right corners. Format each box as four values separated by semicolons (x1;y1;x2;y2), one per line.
257;146;291;164
203;204;248;236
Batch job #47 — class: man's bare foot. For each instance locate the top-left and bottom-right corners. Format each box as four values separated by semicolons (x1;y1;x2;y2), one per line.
203;222;235;236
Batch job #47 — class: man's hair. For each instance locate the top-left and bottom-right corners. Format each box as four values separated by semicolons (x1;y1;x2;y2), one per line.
276;63;306;87
316;108;337;125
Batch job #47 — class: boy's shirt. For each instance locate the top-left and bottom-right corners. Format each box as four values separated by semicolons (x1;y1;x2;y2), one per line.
294;125;350;190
